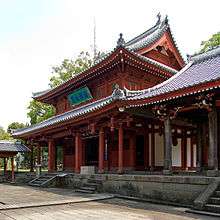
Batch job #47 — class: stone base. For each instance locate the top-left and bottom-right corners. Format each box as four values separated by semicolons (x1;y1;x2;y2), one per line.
163;169;172;175
206;170;219;177
80;166;95;175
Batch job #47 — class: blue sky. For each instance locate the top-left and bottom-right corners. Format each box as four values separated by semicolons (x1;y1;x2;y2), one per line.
0;0;220;129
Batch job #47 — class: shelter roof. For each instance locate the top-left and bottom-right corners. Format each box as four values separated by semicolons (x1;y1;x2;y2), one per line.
0;140;30;153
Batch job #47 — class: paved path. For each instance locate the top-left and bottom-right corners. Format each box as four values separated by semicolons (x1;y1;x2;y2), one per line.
0;198;218;220
0;184;113;210
0;184;218;220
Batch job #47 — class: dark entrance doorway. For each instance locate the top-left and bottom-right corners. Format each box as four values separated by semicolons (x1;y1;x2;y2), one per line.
85;137;99;166
136;135;145;170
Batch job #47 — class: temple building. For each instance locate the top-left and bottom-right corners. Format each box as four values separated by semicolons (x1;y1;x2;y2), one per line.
13;15;220;176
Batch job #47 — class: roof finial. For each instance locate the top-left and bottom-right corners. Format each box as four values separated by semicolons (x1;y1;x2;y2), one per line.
164;15;168;25
117;33;125;47
186;54;191;62
156;12;161;25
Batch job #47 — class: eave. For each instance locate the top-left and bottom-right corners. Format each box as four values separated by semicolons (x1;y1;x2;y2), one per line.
34;47;177;104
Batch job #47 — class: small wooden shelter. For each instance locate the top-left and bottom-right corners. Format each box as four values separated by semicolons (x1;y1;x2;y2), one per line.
0;140;29;182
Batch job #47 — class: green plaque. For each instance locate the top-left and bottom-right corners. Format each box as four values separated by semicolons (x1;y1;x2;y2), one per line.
67;87;93;106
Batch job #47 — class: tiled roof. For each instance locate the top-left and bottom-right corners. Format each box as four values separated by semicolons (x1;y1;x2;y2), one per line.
125;15;185;65
32;49;115;99
32;89;52;99
13;93;120;136
13;47;220;137
0;140;30;153
125;17;169;51
128;49;178;75
33;47;177;100
125;46;220;103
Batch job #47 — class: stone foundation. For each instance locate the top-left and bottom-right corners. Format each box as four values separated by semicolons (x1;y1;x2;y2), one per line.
61;174;215;206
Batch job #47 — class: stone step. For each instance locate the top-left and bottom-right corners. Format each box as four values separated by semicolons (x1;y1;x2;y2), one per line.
80;186;96;191
88;179;103;184
84;182;100;188
215;191;220;197
187;209;220;217
29;183;41;187
75;189;94;194
205;204;220;213
209;197;220;205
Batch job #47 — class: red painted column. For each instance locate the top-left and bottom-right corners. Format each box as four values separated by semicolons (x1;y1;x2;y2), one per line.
11;157;15;182
48;139;55;172
75;132;82;173
98;128;105;173
129;132;136;170
118;124;124;174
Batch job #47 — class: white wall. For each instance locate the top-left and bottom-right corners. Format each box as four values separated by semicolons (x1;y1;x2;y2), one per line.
172;138;181;167
155;133;164;166
187;138;191;167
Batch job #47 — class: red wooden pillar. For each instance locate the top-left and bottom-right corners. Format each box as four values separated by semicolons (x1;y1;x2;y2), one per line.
48;139;55;172
75;132;82;173
98;128;105;173
150;125;155;170
11;157;15;182
118;124;124;174
129;132;136;170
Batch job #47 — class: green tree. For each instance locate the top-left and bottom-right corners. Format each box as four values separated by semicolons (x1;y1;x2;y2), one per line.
27;51;93;125
7;122;26;134
49;51;92;88
200;32;220;52
27;100;55;125
0;127;11;140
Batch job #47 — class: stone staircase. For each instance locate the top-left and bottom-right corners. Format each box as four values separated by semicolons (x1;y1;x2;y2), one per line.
28;173;58;187
204;186;220;213
75;176;102;194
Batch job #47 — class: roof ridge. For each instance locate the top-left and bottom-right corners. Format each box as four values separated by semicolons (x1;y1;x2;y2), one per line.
13;95;115;136
33;49;115;99
190;46;220;63
124;61;193;97
125;14;167;46
130;51;178;74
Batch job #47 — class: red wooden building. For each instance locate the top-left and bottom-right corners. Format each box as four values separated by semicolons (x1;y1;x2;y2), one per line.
13;15;220;176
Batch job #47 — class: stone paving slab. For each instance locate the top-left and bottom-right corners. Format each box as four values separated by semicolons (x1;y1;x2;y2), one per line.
0;183;113;210
0;198;219;220
0;193;114;210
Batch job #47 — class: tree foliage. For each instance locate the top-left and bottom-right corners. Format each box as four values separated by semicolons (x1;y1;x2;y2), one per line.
49;51;93;88
27;100;55;125
200;32;220;52
7;122;26;134
0;127;11;140
27;51;93;125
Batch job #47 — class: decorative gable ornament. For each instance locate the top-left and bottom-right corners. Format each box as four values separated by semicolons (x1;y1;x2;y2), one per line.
117;33;125;47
